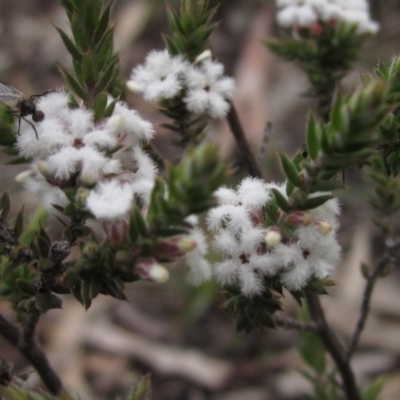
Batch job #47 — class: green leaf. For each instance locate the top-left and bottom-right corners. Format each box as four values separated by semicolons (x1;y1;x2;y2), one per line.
94;1;113;43
93;91;108;121
70;283;83;305
298;331;327;374
83;0;99;33
36;225;51;258
81;50;97;85
56;27;82;62
80;280;92;311
60;268;79;288
35;290;58;312
362;376;385;400
279;153;301;187
265;201;280;225
306;113;322;160
126;374;151;400
94;62;117;94
58;65;88;102
89;278;102;299
96;28;115;66
58;0;79;13
15;278;37;296
0;191;11;219
70;16;90;50
130;206;148;240
13;205;25;239
330;95;346;133
297;195;333;211
271;188;291;213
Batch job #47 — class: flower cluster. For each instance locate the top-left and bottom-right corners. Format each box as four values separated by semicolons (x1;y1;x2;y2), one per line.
127;50;235;119
16;91;156;238
14;91;211;284
276;0;379;34
207;178;341;297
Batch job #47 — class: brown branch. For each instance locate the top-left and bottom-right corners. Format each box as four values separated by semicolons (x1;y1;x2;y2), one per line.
274;315;318;331
305;293;361;400
346;236;399;361
0;313;62;395
226;101;263;179
21;309;41;347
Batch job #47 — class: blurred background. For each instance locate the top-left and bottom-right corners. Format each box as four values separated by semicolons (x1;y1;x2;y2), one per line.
1;1;400;399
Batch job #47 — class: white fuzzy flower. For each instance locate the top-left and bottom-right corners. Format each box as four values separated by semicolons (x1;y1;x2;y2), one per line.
207;179;342;297
16;91;157;218
112;101;155;142
129;146;158;205
183;59;235;119
275;0;379;34
127;50;188;102
236;177;271;211
86;180;135;220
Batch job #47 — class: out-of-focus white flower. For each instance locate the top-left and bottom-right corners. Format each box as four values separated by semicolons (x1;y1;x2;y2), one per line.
207;178;342;297
183;59;235;119
16;166;69;210
127;50;188;102
185;227;212;285
275;0;379;34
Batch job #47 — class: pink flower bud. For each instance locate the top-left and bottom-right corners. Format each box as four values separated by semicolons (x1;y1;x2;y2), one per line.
103;218;129;245
286;211;313;227
155;235;197;261
310;22;323;36
136;257;169;283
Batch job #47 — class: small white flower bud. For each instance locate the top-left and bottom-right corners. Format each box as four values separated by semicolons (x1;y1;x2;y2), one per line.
265;229;282;247
316;220;333;235
106;115;126;134
80;167;99;187
36;160;51;179
148;264;170;284
137;257;170;284
194;49;212;64
126;80;144;95
15;170;34;184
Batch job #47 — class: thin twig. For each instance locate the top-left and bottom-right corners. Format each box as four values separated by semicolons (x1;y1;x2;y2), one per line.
257;121;272;166
305;293;361;400
0;313;62;395
274;315;318;331
346;236;399;361
226;101;263;179
21;308;41;347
